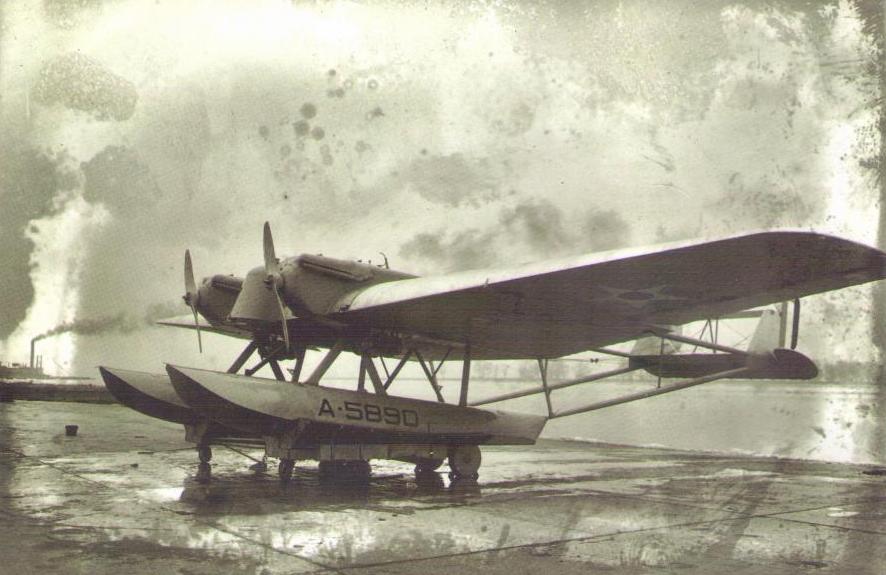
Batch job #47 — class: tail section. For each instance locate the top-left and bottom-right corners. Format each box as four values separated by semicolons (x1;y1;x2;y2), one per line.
629;304;817;380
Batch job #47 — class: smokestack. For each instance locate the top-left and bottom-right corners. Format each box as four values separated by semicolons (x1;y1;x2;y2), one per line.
30;337;37;369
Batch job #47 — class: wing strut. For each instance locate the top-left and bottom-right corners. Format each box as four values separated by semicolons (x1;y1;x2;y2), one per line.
458;344;471;407
646;329;748;356
591;348;633;358
791;298;801;350
470;364;641;406
549;367;751;419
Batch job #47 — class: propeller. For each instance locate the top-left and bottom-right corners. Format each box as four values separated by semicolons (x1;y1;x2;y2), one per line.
183;249;203;353
263;222;290;352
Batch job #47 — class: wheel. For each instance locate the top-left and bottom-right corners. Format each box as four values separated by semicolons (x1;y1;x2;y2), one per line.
196;462;212;484
415;458;445;475
278;458;295;484
448;445;481;479
197;444;212;464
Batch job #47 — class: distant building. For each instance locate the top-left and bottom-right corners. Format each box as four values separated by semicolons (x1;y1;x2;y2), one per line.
0;358;47;380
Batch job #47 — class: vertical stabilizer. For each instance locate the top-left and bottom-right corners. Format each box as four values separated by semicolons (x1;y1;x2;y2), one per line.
630;325;682;356
748;308;781;355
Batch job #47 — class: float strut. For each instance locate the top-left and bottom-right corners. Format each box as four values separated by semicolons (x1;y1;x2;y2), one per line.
459;345;471;407
305;340;345;385
538;358;553;417
791;298;801;350
269;360;286;382
364;357;387;396
383;350;412;391
415;350;445;403
227;341;258;374
290;347;306;383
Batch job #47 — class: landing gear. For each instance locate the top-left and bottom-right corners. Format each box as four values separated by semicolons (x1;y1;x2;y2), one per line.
196;462;212;484
414;458;445;476
448;445;481;480
278;458;295;484
197;443;212;464
195;443;213;483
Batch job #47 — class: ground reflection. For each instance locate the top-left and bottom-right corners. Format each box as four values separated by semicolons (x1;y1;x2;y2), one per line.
171;465;488;567
177;465;482;513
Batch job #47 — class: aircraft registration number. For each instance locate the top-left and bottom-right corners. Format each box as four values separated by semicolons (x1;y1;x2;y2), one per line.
317;399;420;427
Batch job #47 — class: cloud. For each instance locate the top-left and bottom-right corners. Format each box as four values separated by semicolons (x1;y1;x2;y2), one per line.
398;153;501;207
81;145;161;215
400;228;498;272
499;198;571;252
580;209;631;252
32;52;138;121
400;198;633;272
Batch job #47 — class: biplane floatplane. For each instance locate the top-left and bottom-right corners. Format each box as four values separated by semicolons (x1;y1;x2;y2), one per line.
100;225;886;484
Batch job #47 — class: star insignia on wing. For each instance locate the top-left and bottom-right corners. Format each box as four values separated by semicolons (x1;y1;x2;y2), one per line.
593;285;688;309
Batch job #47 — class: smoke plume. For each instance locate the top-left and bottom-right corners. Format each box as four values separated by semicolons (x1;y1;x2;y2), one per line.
0;144;79;340
32;313;140;343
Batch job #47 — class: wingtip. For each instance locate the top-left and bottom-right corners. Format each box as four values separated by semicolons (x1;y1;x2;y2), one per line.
97;366;112;381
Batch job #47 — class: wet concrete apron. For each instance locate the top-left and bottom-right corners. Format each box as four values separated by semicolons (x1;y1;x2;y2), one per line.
3;401;886;574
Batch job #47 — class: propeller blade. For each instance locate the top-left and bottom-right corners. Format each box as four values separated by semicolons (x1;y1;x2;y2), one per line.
190;305;203;353
263;221;278;275
273;287;290;352
184;249;202;354
262;222;290;351
184;249;197;296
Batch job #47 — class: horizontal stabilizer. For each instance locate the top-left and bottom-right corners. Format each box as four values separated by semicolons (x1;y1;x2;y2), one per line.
630;347;817;380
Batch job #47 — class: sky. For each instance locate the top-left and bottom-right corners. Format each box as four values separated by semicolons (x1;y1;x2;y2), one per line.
0;0;881;376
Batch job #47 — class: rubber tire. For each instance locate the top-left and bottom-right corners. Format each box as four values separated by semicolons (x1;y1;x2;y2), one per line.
448;445;481;479
278;458;295;484
415;458;445;475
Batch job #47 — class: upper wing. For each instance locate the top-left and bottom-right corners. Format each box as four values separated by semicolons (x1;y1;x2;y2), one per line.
332;231;886;359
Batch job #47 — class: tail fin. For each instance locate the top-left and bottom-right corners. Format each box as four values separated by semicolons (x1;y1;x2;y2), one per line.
630;325;682;356
747;308;782;355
